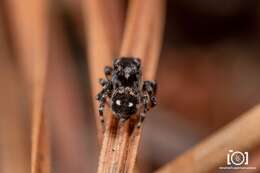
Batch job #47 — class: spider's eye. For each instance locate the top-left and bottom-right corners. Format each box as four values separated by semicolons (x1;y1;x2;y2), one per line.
116;100;121;106
128;102;134;107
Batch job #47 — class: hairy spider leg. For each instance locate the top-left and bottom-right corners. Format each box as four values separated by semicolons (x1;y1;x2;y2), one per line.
104;66;113;80
96;79;113;129
99;66;112;87
143;80;157;107
137;94;149;128
137;80;157;128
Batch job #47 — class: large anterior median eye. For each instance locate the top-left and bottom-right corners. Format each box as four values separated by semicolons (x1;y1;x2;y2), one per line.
116;100;121;106
128;102;133;107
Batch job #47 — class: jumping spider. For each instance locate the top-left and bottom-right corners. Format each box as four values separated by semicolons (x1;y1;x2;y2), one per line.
96;57;157;128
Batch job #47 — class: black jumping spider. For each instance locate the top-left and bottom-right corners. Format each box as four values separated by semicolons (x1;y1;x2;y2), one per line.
96;57;157;128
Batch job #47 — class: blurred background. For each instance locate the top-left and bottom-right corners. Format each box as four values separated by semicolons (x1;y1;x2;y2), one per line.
1;0;260;173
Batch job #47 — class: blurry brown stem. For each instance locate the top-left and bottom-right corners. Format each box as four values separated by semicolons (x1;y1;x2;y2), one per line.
155;105;260;173
6;0;50;173
83;0;124;142
97;0;166;172
0;14;30;173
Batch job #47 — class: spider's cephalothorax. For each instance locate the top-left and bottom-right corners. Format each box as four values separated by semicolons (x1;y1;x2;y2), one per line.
96;57;157;128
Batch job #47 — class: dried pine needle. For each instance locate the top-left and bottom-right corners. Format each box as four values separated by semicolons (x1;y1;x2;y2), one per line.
97;0;166;172
83;0;124;142
6;0;50;173
155;105;260;173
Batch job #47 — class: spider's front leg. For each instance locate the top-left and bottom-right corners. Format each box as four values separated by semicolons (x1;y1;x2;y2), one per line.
104;66;113;80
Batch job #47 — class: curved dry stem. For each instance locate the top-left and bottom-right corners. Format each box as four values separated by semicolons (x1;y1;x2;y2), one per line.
155;105;260;173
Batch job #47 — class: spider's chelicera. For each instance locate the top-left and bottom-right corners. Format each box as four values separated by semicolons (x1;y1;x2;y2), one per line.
96;57;157;127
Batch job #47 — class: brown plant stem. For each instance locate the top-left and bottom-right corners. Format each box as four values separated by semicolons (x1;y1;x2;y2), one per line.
97;0;166;172
47;12;91;172
155;104;260;173
83;0;124;142
0;14;30;173
6;0;50;173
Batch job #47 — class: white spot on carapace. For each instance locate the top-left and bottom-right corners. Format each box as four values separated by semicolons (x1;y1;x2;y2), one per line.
128;102;133;107
116;100;121;105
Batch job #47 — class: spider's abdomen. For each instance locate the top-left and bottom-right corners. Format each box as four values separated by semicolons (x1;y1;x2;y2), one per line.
111;87;140;119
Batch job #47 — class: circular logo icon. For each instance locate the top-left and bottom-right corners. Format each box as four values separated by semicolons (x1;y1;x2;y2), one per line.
230;151;245;166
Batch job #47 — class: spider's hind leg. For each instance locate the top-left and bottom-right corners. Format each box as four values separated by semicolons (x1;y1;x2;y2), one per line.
98;97;106;124
137;81;157;128
143;80;157;107
96;80;113;130
96;89;108;130
137;95;149;128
